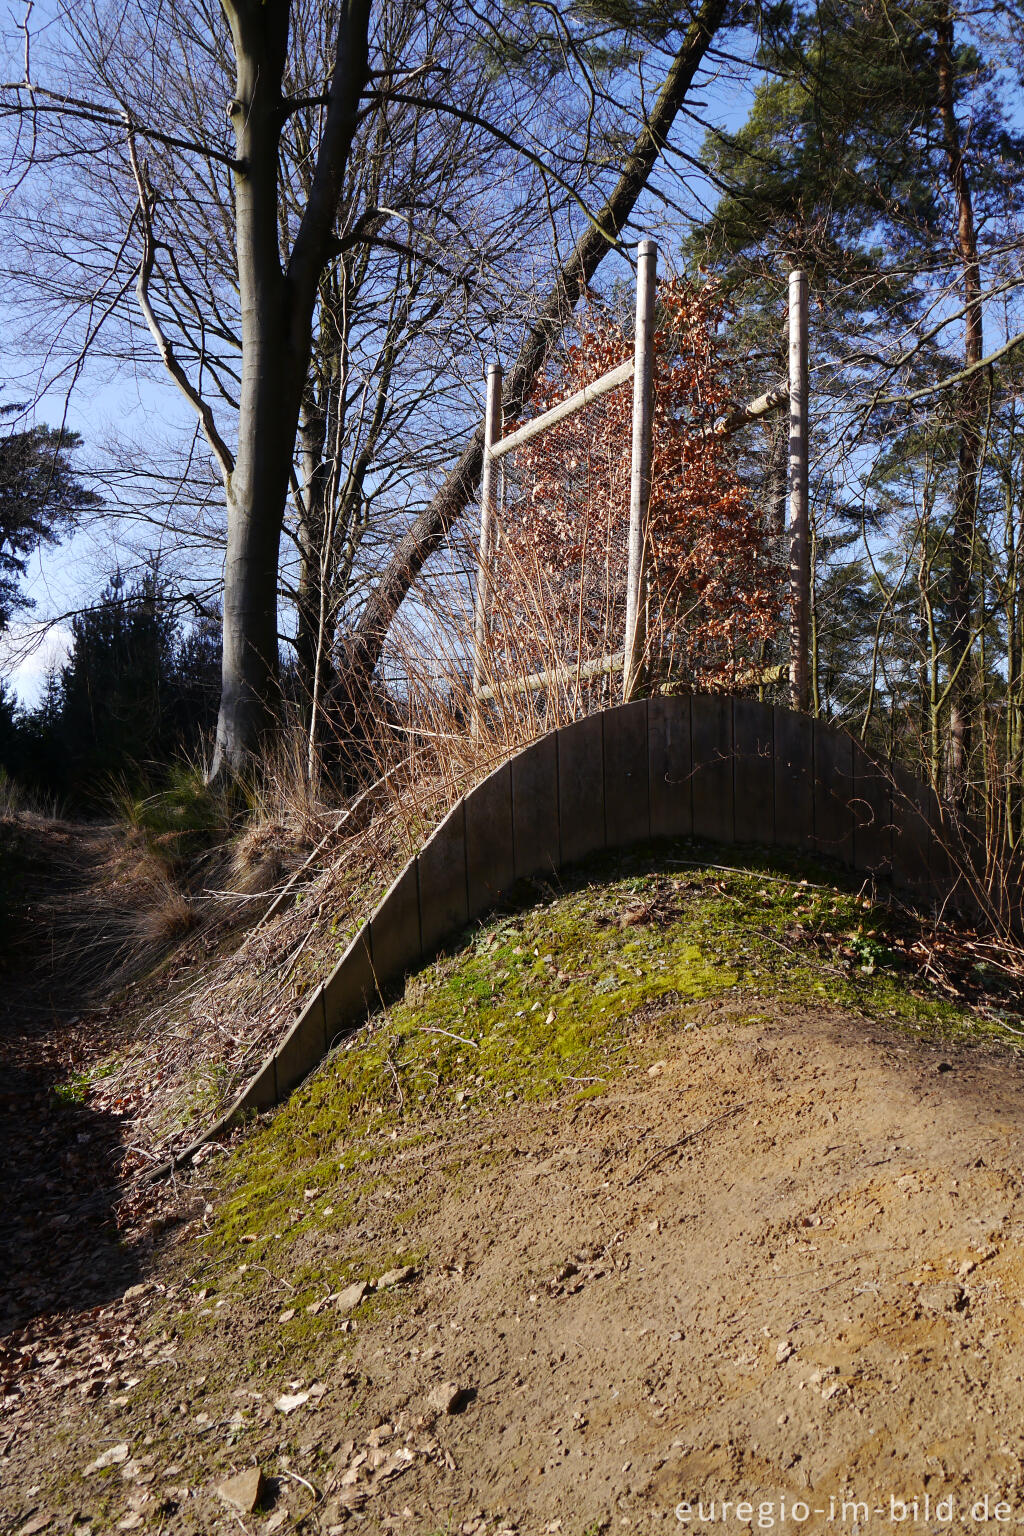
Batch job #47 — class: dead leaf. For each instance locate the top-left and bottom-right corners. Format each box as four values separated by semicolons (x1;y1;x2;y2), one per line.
84;1443;130;1475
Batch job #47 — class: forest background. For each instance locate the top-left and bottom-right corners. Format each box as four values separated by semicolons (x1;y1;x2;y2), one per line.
1;0;1023;871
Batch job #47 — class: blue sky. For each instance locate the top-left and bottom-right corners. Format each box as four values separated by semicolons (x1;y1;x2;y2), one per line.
0;5;765;705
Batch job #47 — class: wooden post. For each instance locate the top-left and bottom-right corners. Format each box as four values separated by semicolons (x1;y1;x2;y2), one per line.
623;239;657;703
471;362;502;735
788;267;810;713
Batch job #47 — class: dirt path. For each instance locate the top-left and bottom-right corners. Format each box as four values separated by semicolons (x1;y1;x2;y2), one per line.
0;816;142;1337
6;998;1024;1535
318;1003;1024;1532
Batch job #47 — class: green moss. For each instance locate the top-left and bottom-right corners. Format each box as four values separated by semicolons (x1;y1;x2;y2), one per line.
52;1058;119;1105
206;842;1022;1292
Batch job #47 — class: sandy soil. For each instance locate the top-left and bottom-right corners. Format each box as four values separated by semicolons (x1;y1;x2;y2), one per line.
7;996;1024;1536
318;1001;1024;1534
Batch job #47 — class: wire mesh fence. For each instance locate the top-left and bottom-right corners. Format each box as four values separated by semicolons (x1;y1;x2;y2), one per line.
370;258;792;800
478;378;634;729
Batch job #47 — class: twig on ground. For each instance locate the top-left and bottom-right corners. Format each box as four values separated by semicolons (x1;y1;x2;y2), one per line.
625;1104;745;1186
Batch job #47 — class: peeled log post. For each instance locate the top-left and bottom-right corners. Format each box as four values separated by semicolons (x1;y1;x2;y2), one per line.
623;239;657;703
471;362;502;736
788;268;810;713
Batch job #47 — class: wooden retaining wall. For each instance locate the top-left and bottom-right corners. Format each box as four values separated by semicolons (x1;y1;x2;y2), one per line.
165;696;972;1171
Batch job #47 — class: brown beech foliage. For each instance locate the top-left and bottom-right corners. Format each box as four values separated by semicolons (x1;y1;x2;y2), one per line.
490;279;783;694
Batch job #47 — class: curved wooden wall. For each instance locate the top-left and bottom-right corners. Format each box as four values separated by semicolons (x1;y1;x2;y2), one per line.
165;696;968;1171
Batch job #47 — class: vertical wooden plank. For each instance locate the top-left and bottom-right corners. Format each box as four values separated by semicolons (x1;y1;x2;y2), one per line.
623;239;657;702
369;863;421;995
466;761;515;919
923;782;956;902
788;267;810;712
274;989;330;1097
813;722;854;867
557;714;605;867
773;707;814;851
604;699;650;848
511;730;560;880
471;361;503;735
691;694;734;845
851;740;893;880
935;803;984;922
733;698;775;845
648;694;692;840
933;792;957;897
418;800;469;954
891;764;933;900
322;930;376;1041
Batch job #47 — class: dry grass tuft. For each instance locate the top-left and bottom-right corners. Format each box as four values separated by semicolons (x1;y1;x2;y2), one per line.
228;820;290;895
134;870;201;946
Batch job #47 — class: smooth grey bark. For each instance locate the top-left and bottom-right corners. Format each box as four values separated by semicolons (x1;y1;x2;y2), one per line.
212;0;371;776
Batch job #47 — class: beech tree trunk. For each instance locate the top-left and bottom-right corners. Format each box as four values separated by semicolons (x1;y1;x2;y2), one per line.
212;0;371;777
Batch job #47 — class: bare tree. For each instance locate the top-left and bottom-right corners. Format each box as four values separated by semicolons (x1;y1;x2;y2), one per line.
341;0;730;704
2;0;734;773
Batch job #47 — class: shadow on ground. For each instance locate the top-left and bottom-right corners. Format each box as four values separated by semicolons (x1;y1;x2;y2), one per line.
0;816;140;1334
0;1036;139;1334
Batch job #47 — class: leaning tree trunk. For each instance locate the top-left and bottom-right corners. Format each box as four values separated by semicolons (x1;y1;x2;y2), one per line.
936;2;983;807
335;0;729;706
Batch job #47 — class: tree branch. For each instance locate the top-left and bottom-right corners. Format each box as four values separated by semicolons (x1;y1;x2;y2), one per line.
126;130;235;484
0;81;241;168
873;330;1024;407
342;0;730;686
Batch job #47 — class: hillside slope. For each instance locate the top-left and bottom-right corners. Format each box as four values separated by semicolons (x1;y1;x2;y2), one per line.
4;850;1024;1535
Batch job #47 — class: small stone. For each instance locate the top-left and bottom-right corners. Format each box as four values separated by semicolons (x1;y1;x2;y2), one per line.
274;1392;310;1414
376;1266;417;1290
217;1466;264;1513
123;1285;148;1302
335;1281;369;1312
278;1308;296;1324
775;1341;795;1363
917;1282;966;1314
116;1518;144;1532
428;1381;468;1415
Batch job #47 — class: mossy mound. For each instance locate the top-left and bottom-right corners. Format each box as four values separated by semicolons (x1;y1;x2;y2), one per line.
208;842;1021;1285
